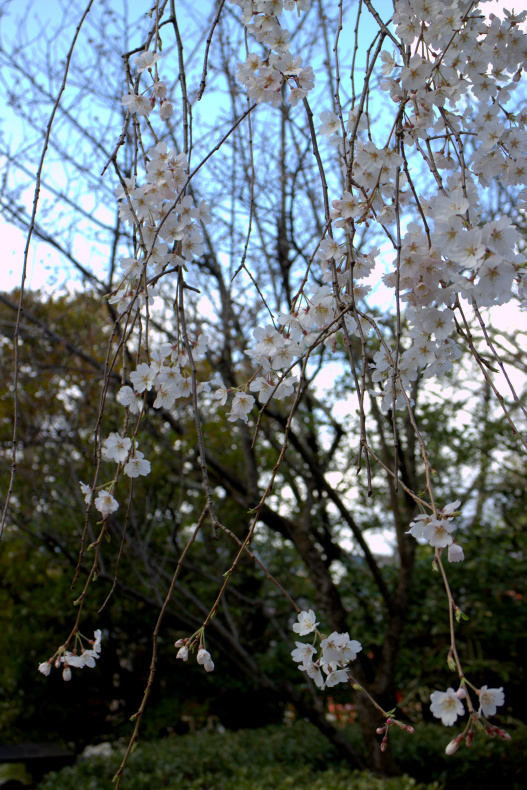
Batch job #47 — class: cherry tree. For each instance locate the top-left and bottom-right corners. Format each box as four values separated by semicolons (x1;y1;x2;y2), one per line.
1;0;526;782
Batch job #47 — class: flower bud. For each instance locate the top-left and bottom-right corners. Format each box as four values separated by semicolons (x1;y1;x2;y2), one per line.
445;738;461;755
456;687;466;699
197;648;211;665
38;661;52;677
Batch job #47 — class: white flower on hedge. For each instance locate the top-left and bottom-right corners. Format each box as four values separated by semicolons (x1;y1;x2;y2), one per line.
430;688;465;726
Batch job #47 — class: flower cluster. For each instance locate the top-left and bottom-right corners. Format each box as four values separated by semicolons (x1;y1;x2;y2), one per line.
406;500;464;561
121;340;211;415
290;609;362;690
102;432;152;479
232;1;315;106
175;638;214;672
121;50;173;120
112;140;211;316
430;684;505;728
273;0;527;414
38;630;102;682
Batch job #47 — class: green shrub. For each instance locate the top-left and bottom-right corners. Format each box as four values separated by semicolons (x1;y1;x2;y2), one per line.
36;723;438;790
36;719;527;790
388;719;527;790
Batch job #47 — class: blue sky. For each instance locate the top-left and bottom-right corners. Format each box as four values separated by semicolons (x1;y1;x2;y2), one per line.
1;0;524;296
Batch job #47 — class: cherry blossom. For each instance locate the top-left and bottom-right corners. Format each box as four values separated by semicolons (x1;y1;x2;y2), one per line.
37;631;102;681
430;688;465;726
130;363;156;393
228;392;255;423
79;482;93;504
103;432;132;463
478;686;505;718
291;642;317;665
133;51;161;73
123;451;151;478
94;491;119;518
448;544;465;563
292;609;319;635
196;648;215;672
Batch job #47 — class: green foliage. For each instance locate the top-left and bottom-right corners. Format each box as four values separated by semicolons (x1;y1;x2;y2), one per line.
36;723;439;790
34;719;527;790
391;522;527;718
388;720;527;790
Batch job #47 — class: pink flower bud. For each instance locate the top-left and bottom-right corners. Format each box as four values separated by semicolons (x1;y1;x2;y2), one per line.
456;687;466;699
376;727;386;735
380;742;387;752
